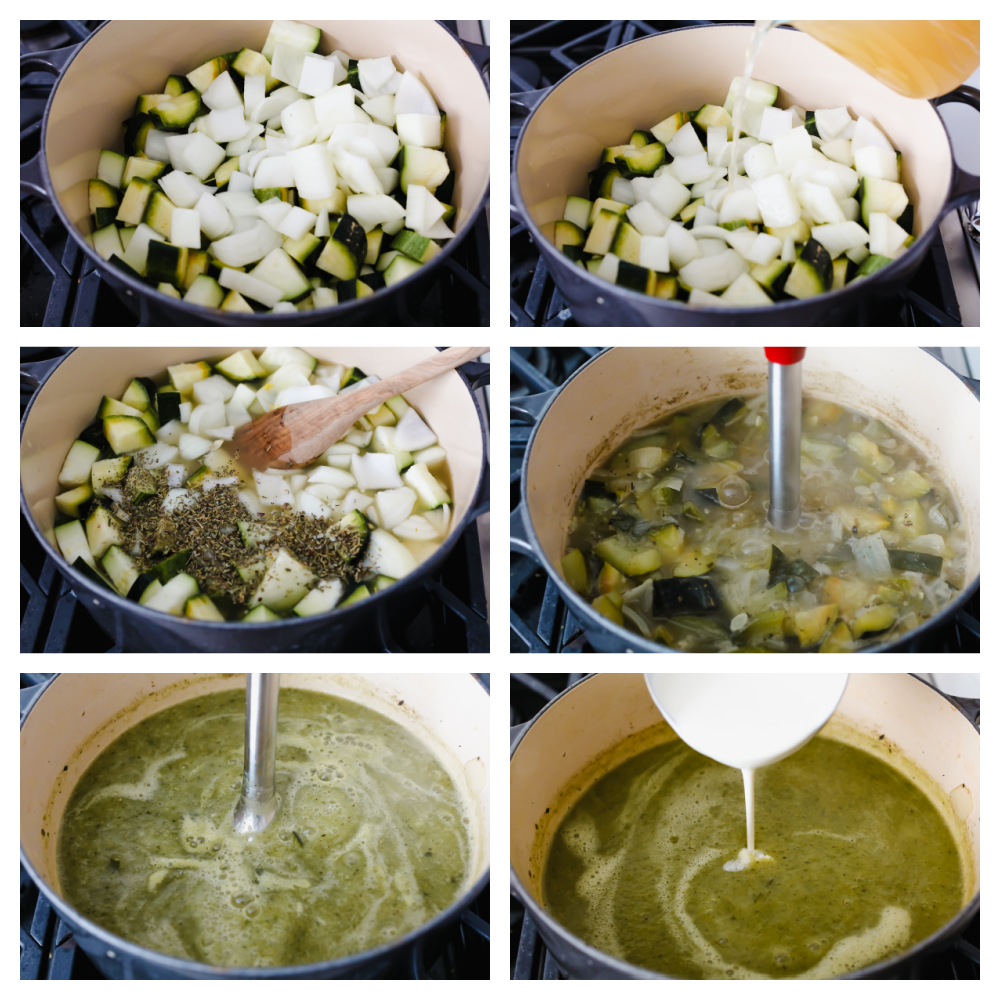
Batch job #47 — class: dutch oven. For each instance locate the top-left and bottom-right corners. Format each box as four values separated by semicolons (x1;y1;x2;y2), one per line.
511;23;978;326
510;346;978;652
510;672;979;979
21;346;488;652
21;672;490;979
20;20;490;326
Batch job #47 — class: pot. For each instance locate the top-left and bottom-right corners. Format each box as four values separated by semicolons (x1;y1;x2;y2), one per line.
511;23;979;326
510;672;979;979
20;21;490;326
21;347;488;652
510;346;979;653
21;672;490;979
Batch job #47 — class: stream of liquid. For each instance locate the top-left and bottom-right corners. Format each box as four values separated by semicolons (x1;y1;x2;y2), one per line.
727;20;778;192
726;20;979;191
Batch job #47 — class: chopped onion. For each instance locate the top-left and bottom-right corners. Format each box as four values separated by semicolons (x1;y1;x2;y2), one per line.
849;535;891;577
621;604;653;639
908;534;946;556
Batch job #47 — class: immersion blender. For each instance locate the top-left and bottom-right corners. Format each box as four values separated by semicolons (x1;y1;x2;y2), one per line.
766;347;806;531
233;673;281;835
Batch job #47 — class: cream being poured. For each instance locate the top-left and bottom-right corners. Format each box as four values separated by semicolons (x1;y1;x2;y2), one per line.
644;673;848;868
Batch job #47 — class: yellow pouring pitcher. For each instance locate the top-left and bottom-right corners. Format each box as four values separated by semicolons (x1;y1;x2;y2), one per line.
789;21;979;99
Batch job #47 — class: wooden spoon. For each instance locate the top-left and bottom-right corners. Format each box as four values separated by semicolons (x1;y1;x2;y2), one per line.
233;346;488;471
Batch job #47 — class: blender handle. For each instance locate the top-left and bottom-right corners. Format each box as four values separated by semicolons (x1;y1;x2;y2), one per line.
932;85;980;210
765;347;806;364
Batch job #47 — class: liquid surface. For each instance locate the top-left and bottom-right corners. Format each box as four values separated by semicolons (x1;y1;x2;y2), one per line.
58;689;469;968
564;393;966;651
542;730;964;979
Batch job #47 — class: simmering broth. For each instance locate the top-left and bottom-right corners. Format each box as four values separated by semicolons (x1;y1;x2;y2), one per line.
57;688;469;967
562;393;966;651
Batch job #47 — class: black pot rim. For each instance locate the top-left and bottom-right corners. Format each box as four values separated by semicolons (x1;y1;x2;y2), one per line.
509;671;980;980
21;672;491;979
511;21;970;317
20;347;488;640
517;345;979;653
38;19;490;324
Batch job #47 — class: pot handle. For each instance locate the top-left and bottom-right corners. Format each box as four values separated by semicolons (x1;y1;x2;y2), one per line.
460;39;491;83
510;174;524;225
958;375;980;400
20;355;65;391
510;505;534;557
510;721;529;749
21;45;80;199
20;152;47;200
511;86;552;116
510;388;556;424
471;462;490;520
932;84;980;210
458;358;490;391
20;44;79;77
948;695;980;729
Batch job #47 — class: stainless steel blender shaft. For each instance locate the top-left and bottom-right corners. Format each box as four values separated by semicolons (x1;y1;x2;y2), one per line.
233;673;280;835
768;359;802;531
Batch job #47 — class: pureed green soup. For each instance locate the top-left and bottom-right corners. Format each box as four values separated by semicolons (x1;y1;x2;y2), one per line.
541;724;967;979
57;688;470;968
562;393;967;651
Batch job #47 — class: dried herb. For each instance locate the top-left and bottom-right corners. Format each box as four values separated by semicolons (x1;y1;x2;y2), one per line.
112;457;363;611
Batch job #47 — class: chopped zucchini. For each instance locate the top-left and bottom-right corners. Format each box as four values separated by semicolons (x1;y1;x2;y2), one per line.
784;238;832;300
55;485;94;519
794;604;838;647
593;537;661;577
58;440;102;488
103;415;155;455
850;604;897;640
583;208;622;256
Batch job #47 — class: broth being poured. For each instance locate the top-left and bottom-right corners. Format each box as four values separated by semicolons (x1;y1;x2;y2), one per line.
57;688;470;968
540;724;967;979
561;392;966;651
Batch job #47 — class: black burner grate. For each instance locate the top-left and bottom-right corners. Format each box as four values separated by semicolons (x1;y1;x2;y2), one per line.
20;674;490;979
21;21;488;327
509;673;980;979
21;349;488;654
510;20;970;327
510;347;979;653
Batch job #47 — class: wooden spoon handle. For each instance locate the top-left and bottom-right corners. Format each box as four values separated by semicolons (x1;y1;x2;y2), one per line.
337;346;489;415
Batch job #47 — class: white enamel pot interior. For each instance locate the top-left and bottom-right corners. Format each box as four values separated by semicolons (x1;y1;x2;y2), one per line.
37;21;489;321
21;673;490;979
20;346;485;644
510;672;979;980
513;24;970;324
520;346;979;652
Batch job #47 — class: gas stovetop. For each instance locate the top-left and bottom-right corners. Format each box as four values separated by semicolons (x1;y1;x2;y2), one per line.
20;20;489;327
509;673;980;980
510;346;980;653
20;674;490;980
20;348;489;653
510;20;980;327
